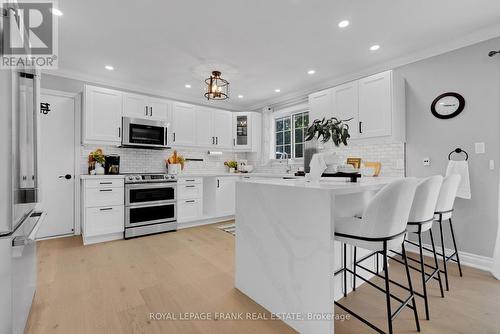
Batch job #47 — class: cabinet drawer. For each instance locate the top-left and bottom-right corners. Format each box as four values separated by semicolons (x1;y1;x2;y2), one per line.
85;187;124;207
85;206;124;237
177;177;202;185
178;183;203;200
85;178;124;189
178;199;203;222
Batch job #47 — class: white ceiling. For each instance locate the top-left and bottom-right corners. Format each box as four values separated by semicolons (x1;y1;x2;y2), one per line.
53;0;500;110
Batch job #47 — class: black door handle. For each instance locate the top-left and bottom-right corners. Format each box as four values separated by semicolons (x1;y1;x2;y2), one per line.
59;174;72;180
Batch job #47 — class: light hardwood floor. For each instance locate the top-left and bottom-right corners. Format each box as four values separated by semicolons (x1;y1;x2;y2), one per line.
26;222;500;334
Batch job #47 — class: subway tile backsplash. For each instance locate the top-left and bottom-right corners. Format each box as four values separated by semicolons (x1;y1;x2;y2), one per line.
80;145;247;175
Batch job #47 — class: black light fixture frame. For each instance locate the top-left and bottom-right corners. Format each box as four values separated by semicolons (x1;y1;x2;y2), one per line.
204;70;229;100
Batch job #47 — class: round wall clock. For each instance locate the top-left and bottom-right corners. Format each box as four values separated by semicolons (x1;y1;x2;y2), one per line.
430;92;465;119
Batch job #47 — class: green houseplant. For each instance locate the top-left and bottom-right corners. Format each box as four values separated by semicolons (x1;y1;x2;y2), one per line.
304;117;351;173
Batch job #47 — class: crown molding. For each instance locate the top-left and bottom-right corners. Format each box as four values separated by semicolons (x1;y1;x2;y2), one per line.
249;24;500;111
41;68;246;112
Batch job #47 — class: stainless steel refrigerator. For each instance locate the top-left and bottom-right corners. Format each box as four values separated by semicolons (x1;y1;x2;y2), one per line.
0;48;46;334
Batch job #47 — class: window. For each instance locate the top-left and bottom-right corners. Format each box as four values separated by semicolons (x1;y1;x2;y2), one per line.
275;111;309;159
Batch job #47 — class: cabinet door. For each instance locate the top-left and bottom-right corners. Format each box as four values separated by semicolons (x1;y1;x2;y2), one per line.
358;71;392;138
149;98;171;122
308;88;333;125
212;110;233;148
123;93;148;119
171;102;196;146
215;177;237;216
84;206;124;237
195;108;214;146
332;81;359;139
84;85;122;145
233;112;251;150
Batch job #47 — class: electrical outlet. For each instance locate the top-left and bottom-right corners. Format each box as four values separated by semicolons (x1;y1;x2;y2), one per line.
423;157;431;166
475;142;485;154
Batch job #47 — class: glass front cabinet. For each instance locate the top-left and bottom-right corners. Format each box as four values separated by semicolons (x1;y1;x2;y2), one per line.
233;112;251;150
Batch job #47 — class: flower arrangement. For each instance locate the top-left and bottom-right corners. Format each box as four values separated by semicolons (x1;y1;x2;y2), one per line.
88;148;105;174
224;160;238;172
166;150;185;170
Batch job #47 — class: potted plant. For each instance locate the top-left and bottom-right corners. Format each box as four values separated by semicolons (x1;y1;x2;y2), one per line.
304;117;351;173
224;160;238;173
88;148;105;175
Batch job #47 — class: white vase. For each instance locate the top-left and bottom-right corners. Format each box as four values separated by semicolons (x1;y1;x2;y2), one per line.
168;163;181;175
229;167;236;173
95;163;105;175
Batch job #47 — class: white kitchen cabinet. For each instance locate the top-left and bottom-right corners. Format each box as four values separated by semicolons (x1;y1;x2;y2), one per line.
177;177;203;223
307;70;405;142
212;109;233;148
171;102;197;146
232;112;262;152
83;85;123;145
81;177;125;245
331;81;359;139
215;177;237;216
195;107;214;146
358;71;392;138
308;88;334;125
123;93;171;122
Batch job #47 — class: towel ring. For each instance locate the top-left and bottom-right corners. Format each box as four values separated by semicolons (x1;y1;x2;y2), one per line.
448;148;468;161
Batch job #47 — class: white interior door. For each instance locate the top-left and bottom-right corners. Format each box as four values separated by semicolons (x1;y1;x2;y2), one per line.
37;92;76;238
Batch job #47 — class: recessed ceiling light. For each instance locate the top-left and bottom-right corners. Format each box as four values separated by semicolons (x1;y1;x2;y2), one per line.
238;94;244;98
307;70;316;75
370;44;380;51
104;65;114;71
338;20;349;28
275;89;281;93
51;8;63;16
185;84;192;88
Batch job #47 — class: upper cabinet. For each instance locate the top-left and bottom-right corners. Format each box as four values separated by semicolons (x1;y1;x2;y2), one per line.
194;107;233;149
83;85;123;145
308;70;405;142
171;102;197;146
232;112;261;152
123;93;171;122
212;109;233;149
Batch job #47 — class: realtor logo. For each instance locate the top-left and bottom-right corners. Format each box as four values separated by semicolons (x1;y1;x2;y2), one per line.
1;1;58;69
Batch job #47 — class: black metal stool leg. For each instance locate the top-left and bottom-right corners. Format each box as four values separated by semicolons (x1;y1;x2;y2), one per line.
353;246;357;291
417;229;430;320
383;242;394;334
429;228;445;298
343;243;347;298
402;243;421;332
438;215;449;291
448;218;463;277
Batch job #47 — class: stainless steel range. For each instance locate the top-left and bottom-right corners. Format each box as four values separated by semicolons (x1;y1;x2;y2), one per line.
124;173;177;239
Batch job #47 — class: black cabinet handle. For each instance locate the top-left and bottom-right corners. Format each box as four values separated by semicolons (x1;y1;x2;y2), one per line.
173;133;176;142
185;185;195;188
100;182;113;185
99;189;112;192
145;106;148;116
185;179;195;182
185;200;195;203
217;179;220;188
233;138;236;146
359;121;362;134
212;137;215;145
216;137;218;145
118;127;121;138
100;207;113;211
150;106;153;117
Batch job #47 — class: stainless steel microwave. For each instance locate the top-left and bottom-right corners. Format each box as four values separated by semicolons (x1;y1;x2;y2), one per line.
121;117;169;149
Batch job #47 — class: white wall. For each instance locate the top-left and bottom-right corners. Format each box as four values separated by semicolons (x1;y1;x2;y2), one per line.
396;37;500;258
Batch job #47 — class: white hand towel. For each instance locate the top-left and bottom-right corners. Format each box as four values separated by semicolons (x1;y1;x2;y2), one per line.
306;153;327;182
446;160;471;199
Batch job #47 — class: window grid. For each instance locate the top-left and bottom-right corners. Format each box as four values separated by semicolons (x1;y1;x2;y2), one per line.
274;111;309;159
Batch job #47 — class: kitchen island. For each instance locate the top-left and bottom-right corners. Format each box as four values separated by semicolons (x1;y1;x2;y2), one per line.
235;177;398;334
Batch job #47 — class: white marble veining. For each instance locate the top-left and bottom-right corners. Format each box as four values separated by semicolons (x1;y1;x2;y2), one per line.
235;178;395;334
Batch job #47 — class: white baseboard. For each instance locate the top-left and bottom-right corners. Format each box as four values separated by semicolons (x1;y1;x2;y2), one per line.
405;242;494;273
178;215;234;229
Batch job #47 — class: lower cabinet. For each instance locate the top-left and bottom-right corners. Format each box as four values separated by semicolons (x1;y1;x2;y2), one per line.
215;177;238;217
177;178;204;223
81;177;125;245
178;199;203;222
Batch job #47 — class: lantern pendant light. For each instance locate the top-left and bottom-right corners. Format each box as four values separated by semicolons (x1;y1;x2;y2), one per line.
205;71;229;100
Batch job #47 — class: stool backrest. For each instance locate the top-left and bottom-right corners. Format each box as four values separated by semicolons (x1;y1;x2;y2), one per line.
408;175;443;223
362;178;418;238
435;174;461;213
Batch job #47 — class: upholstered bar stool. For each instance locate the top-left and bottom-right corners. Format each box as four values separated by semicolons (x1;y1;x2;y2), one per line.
334;178;420;334
391;176;445;321
434;174;462;291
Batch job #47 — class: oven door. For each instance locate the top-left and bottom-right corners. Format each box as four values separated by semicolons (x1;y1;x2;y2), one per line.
125;183;176;206
125;202;176;228
122;117;167;149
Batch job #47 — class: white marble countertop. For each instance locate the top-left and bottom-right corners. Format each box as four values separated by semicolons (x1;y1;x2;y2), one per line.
176;172;299;178
79;174;125;179
238;176;399;194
